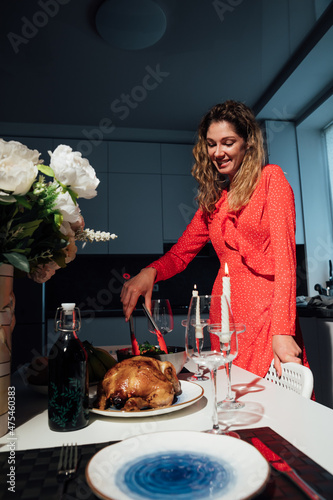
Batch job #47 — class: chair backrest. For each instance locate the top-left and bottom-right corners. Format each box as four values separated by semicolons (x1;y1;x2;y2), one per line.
264;360;314;399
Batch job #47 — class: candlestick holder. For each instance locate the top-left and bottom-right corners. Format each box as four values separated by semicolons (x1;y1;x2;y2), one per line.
184;294;240;436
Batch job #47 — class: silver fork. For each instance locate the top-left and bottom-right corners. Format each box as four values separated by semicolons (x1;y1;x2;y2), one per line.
56;443;79;499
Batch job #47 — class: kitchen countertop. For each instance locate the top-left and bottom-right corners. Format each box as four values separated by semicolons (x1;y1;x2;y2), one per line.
297;295;333;318
297;306;333;318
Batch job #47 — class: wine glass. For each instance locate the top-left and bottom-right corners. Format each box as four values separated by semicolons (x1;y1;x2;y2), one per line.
184;294;239;437
181;318;209;381
217;323;246;410
148;299;174;336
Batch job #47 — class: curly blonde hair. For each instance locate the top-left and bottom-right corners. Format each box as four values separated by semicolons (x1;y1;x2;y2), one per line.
192;100;265;213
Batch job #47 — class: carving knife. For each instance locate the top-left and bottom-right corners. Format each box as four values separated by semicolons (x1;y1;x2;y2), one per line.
251;438;326;500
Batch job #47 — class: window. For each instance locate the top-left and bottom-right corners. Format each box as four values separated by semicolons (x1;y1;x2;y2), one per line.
324;121;333;206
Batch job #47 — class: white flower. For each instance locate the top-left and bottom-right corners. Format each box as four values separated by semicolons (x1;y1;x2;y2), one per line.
75;228;118;248
0;139;40;196
49;145;100;199
53;188;81;224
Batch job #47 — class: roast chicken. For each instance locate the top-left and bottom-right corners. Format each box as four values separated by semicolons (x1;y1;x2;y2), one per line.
95;356;182;411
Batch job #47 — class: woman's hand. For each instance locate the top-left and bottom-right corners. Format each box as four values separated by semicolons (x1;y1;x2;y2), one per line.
120;267;157;321
272;335;302;377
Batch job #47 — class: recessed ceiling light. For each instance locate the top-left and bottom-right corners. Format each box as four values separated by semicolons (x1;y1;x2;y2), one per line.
95;0;167;50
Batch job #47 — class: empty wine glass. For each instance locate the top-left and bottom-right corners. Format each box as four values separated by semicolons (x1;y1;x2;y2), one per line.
148;299;174;336
181;319;209;381
217;323;246;410
184;294;239;437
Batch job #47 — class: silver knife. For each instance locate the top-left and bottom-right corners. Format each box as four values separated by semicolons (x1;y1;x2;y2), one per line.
251;437;327;500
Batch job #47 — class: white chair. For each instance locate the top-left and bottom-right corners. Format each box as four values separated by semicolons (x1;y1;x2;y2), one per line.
264;360;314;399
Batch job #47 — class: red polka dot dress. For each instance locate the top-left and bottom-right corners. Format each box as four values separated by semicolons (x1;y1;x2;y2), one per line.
148;164;308;377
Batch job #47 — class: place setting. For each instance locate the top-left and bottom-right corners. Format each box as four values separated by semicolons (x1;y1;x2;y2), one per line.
83;292;274;500
2;288;332;500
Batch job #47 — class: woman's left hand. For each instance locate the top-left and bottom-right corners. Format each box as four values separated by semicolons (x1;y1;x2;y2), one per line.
272;335;302;377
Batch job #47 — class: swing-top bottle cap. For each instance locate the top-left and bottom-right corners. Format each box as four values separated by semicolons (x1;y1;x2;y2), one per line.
61;303;76;312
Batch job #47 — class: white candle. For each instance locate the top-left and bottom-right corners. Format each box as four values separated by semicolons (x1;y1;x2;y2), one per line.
222;263;230;333
220;331;231;343
192;285;203;339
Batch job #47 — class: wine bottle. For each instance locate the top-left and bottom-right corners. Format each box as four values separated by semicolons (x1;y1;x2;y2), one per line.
48;303;89;431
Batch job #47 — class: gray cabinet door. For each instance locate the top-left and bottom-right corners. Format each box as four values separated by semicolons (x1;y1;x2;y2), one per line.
160;143;197;242
162;175;198;242
109;141;161;174
108;173;163;254
161;144;194;175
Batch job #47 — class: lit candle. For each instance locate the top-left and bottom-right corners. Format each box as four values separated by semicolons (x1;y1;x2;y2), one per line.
192;285;203;339
222;263;230;333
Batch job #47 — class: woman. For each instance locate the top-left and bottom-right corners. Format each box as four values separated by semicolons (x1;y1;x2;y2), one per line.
121;100;308;378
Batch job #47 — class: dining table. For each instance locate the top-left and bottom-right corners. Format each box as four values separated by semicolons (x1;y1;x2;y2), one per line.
1;357;333;500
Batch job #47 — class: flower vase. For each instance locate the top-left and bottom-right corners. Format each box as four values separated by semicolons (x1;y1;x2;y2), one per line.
0;264;15;437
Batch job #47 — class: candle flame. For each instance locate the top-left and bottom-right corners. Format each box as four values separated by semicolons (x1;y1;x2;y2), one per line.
225;263;229;276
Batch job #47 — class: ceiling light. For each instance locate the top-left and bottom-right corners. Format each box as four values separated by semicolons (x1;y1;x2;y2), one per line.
95;0;167;50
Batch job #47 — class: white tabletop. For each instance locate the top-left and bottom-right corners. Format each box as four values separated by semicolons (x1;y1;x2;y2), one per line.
1;360;333;476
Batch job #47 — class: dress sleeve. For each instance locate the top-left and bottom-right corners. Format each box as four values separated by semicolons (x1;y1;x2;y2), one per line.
147;208;210;282
266;166;296;336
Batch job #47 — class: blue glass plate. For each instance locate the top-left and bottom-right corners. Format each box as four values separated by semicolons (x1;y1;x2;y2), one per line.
86;431;270;500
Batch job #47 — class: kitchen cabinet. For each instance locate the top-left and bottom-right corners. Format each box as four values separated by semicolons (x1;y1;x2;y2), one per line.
108;173;163;254
161;143;194;175
162;175;198;241
107;141;164;254
161;144;197;241
299;316;333;409
109;141;160;174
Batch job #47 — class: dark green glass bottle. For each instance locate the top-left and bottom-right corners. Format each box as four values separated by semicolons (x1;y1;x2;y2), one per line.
48;303;89;431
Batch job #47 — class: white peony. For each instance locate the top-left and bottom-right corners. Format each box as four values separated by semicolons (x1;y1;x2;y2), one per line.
49;145;100;199
53;188;81;224
0;138;40;196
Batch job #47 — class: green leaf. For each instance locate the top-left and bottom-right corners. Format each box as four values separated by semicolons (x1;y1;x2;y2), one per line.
12;220;42;238
54;213;63;227
66;187;78;204
56;180;78;204
15;196;32;209
38;164;54;177
3;252;30;273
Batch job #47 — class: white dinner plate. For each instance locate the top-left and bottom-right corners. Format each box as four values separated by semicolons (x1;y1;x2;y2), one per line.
86;430;270;500
90;380;204;418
